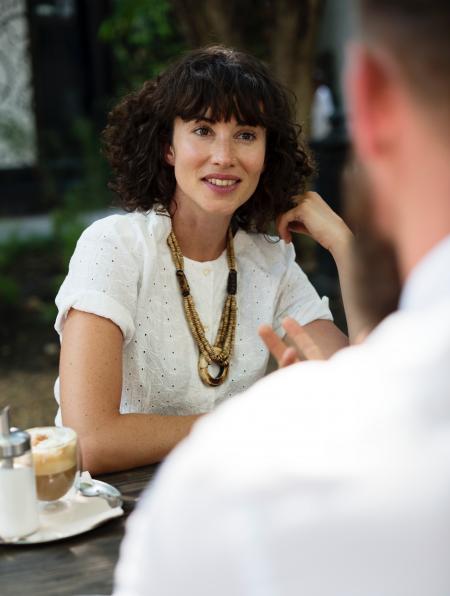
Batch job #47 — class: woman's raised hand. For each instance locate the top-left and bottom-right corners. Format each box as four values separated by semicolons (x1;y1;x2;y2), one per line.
277;191;353;255
276;191;364;345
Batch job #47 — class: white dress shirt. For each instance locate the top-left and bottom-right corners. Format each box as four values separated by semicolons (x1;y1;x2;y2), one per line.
113;235;450;596
53;209;331;424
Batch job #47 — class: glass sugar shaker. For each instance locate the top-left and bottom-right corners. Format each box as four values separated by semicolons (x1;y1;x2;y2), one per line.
0;406;39;541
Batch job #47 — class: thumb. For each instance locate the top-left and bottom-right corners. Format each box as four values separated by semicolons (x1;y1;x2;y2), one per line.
279;347;299;368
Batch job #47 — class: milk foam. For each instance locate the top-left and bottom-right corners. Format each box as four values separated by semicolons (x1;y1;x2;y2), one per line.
27;427;78;476
27;426;76;452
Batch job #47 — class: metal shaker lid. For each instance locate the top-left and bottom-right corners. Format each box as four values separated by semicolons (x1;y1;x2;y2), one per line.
0;406;31;459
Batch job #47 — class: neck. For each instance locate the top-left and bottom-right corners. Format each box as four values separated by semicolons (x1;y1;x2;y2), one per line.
395;216;450;285
380;109;450;284
169;202;232;262
391;153;450;283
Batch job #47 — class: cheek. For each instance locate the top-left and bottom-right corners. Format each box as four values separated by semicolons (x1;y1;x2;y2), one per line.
180;136;208;162
173;149;203;182
172;137;206;170
247;147;266;177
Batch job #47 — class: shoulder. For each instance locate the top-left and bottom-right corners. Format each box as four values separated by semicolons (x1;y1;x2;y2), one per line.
236;230;296;271
80;211;144;241
126;309;450;595
149;350;365;501
151;310;438;495
78;210;169;252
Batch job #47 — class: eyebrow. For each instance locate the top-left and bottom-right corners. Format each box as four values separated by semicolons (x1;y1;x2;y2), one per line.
192;115;258;127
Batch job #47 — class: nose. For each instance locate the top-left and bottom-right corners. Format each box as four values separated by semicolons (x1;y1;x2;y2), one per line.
211;137;235;167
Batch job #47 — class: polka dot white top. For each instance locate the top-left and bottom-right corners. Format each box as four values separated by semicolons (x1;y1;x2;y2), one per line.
53;209;332;423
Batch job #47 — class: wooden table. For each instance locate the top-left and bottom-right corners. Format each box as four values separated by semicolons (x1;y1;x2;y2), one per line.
0;464;158;596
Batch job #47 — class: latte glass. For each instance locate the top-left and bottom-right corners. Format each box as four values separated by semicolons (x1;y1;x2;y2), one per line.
27;427;81;511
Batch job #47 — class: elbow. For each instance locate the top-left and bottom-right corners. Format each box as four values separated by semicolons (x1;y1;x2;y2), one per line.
78;432;116;476
60;413;117;475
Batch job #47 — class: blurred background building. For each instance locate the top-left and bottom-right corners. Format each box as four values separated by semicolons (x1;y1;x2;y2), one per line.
1;0;111;215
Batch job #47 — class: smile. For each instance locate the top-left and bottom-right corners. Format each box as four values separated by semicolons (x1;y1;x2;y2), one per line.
203;177;241;187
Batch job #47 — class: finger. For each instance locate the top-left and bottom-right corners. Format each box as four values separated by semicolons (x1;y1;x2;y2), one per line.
279;346;299;368
282;318;325;360
276;215;292;243
258;324;288;365
287;221;310;236
354;327;370;345
291;192;307;206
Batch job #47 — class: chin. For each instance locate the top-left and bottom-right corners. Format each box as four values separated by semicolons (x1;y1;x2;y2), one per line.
201;197;244;216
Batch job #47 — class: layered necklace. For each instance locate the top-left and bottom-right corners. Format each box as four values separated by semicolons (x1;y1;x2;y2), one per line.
167;227;237;387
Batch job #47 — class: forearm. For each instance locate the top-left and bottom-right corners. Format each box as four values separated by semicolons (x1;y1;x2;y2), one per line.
298;319;348;360
329;233;367;344
279;192;369;343
72;411;202;475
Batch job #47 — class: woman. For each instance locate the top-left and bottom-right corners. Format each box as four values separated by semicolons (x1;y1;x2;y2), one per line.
55;46;353;474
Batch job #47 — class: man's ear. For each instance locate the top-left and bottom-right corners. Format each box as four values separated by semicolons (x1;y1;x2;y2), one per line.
165;143;175;166
346;43;399;163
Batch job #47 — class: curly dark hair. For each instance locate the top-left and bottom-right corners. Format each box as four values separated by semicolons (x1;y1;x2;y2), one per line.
102;45;314;233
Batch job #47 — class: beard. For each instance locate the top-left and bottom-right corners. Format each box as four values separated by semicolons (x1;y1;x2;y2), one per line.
343;159;402;332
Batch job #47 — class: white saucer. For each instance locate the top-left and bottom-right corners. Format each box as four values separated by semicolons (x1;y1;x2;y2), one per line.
1;475;123;545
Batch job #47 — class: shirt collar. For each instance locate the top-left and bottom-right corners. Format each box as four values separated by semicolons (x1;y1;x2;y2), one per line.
399;234;450;311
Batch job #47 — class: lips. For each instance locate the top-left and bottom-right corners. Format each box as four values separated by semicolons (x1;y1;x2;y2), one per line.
202;174;241;188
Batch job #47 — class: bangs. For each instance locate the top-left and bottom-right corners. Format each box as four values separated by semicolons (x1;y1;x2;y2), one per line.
171;62;273;127
105;45;313;228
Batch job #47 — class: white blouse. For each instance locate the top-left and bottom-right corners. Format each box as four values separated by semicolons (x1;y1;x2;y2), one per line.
54;209;332;423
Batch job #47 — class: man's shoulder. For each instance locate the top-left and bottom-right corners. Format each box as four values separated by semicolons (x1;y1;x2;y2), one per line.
154;350;370;497
125;311;450;596
156;304;450;496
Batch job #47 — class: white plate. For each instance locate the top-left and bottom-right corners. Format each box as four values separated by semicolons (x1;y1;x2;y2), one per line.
1;477;123;545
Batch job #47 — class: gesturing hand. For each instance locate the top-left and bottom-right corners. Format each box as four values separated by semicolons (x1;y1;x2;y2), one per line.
259;317;326;369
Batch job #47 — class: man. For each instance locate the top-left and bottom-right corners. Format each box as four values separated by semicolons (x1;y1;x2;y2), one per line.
113;1;450;594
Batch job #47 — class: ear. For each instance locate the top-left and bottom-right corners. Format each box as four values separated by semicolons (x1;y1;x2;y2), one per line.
345;43;400;163
164;143;175;166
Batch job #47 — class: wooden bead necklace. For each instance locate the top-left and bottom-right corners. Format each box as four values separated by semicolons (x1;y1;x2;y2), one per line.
167;227;237;387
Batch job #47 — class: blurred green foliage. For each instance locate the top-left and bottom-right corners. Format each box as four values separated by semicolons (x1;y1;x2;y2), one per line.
0;233;61;369
0;117;114;368
51;117;113;269
99;0;186;93
0;234;60;310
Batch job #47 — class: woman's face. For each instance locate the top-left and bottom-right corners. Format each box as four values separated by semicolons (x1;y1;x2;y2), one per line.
165;115;266;220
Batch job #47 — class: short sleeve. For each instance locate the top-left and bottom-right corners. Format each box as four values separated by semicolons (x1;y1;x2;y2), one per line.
54;215;140;345
273;243;332;334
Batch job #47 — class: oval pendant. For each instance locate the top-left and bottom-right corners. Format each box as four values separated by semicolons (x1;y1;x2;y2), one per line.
198;351;229;387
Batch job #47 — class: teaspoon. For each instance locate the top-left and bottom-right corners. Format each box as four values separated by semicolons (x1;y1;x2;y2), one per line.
77;478;138;508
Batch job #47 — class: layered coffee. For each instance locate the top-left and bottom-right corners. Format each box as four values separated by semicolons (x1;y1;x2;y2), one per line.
27;427;78;501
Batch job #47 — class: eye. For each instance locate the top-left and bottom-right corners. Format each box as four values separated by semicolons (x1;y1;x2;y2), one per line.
193;126;211;137
237;131;257;141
